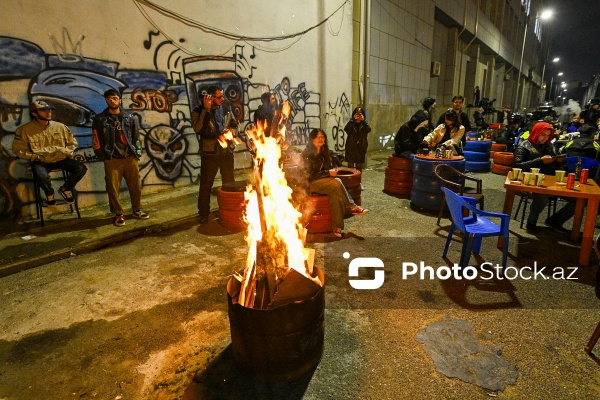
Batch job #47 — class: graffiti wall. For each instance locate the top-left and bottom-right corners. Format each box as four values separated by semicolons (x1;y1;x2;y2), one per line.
0;0;353;220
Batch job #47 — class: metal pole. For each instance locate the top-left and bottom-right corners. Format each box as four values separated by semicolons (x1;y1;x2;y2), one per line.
362;0;371;113
514;18;529;111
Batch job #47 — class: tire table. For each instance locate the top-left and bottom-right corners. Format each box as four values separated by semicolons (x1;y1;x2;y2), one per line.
410;154;466;211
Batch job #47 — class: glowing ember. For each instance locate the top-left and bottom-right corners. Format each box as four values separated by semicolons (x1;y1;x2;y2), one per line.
239;101;322;308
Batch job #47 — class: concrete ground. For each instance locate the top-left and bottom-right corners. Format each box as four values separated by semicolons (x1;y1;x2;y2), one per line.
1;148;600;399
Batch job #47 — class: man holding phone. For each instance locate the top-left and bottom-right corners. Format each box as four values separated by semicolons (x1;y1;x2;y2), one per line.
191;85;238;224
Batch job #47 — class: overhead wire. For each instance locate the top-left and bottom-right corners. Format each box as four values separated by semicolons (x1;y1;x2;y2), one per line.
133;0;349;51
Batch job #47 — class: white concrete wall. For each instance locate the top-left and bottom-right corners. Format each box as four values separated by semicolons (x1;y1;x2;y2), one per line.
0;0;353;219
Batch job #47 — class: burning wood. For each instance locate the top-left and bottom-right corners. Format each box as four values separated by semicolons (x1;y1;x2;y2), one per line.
236;100;322;309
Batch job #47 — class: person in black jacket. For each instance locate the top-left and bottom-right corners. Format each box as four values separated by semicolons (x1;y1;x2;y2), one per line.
563;125;600;160
302;129;368;237
191;85;238;224
343;107;371;171
514;122;574;233
437;95;472;143
393;112;429;158
92;89;148;227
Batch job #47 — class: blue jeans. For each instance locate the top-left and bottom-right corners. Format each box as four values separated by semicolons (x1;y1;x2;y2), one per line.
32;158;87;195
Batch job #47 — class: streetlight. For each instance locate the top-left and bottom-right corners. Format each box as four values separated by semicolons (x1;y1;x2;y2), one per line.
515;9;553;110
549;71;563;101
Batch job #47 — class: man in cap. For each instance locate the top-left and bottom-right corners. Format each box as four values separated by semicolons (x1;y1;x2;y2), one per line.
92;89;149;227
12;100;87;205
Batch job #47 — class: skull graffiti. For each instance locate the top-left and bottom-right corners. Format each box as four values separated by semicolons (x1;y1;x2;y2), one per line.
146;125;188;181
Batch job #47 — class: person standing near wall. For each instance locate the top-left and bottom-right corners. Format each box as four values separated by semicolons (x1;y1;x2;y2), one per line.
473;86;481;106
343;107;371;171
12;100;87;206
92;89;149;227
192;85;238;224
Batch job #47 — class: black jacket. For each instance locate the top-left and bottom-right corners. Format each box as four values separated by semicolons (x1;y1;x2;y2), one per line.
92;109;141;160
343;120;371;163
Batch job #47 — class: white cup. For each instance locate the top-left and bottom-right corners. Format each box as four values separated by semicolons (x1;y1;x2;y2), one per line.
511;168;522;181
530;168;540;175
522;172;533;185
555;170;566;183
535;173;545;186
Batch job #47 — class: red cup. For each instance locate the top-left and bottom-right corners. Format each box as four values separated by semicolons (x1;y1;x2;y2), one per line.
567;173;576;189
581;168;589;184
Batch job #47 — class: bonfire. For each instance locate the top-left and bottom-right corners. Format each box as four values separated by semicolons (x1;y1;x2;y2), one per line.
232;101;322;309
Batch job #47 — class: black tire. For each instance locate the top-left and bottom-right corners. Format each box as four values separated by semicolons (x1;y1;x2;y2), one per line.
412;157;466;177
387;155;412;170
413;173;442;194
384;180;412;196
465;160;491;173
336;167;362;188
463;151;490;162
410;188;443;210
385;167;413;182
464;141;492;152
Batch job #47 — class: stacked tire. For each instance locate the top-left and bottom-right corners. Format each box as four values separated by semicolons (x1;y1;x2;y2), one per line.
463;140;492;172
492;151;515;175
336;167;361;206
490;143;507;159
303;194;332;233
384;156;413;196
218;181;251;230
410;157;466;210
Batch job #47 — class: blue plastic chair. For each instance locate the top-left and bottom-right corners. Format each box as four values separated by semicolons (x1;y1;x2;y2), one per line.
441;187;510;272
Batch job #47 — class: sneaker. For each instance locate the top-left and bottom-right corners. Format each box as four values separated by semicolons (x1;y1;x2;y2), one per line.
350;205;369;216
58;186;74;204
45;193;56;206
114;214;125;227
544;219;569;234
132;210;150;219
333;228;343;238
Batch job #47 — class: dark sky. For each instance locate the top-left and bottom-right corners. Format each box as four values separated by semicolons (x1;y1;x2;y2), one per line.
543;0;600;84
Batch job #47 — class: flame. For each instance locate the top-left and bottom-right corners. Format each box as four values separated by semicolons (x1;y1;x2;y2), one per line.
242;102;319;299
218;129;237;148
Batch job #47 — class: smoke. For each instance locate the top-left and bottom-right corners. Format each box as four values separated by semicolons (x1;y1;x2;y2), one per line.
566;99;581;117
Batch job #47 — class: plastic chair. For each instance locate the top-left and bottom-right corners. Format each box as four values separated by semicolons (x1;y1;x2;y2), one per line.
434;164;484;225
32;167;81;227
441;187;510;272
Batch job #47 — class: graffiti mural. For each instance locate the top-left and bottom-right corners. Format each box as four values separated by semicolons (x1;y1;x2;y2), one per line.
326;92;352;152
0;28;331;220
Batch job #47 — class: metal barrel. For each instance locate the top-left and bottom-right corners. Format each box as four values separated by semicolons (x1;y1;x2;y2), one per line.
226;268;325;383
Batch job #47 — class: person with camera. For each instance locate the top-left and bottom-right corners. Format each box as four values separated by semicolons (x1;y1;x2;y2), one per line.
343;107;371;172
192;85;238;224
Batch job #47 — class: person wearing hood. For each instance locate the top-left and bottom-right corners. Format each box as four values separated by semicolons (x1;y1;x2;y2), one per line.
343;106;371;171
514;122;575;233
414;97;436;131
393;112;429;159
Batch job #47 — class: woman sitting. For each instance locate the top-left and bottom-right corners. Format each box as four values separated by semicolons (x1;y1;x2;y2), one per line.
422;109;465;155
302;128;368;237
394;113;429;159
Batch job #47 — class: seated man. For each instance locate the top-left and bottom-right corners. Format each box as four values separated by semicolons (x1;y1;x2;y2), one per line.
393;113;429;158
563;125;600;160
12;100;87;205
